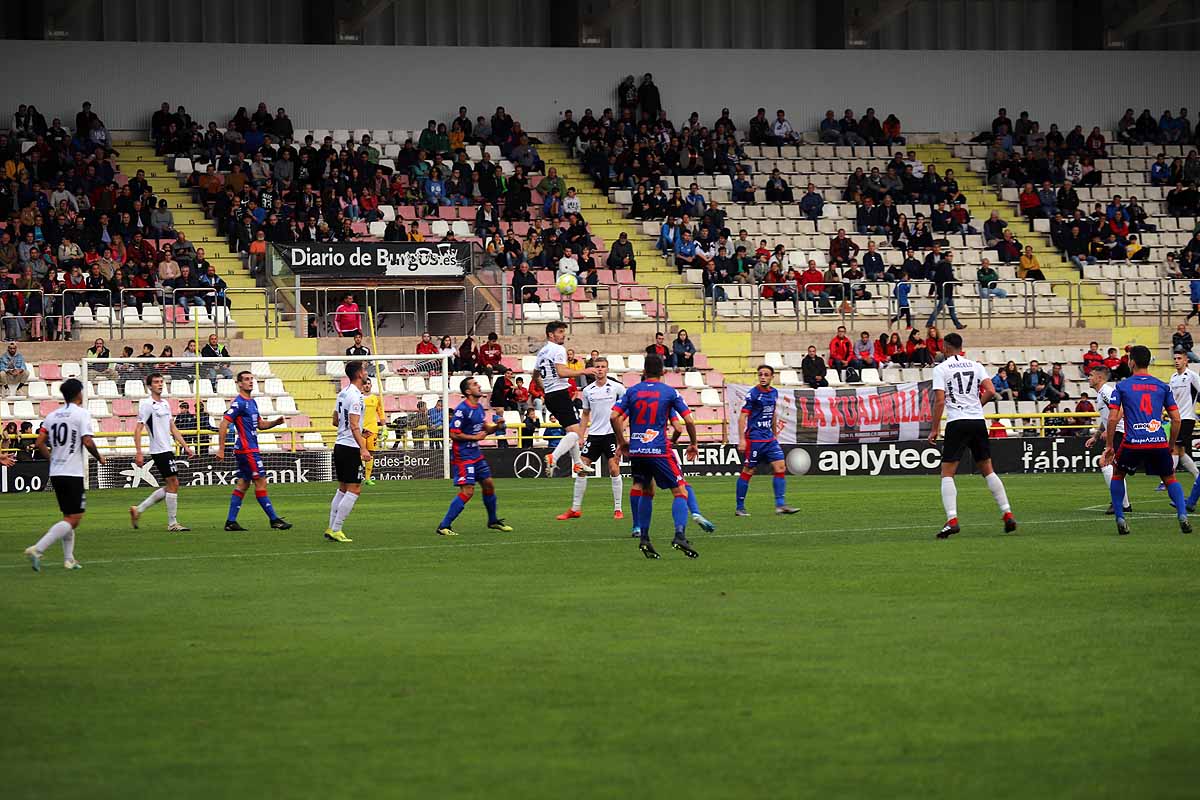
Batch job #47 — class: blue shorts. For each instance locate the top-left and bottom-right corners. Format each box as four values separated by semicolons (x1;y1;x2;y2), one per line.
630;454;684;490
235;451;265;481
453;457;490;486
1115;445;1174;478
743;440;786;470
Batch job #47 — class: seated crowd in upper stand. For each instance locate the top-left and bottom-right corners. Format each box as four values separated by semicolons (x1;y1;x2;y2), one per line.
3;101;231;341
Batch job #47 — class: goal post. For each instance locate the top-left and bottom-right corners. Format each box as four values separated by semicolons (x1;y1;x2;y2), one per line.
78;353;454;489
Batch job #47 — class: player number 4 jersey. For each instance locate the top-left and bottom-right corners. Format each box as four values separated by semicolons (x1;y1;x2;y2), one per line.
741;385;779;441
335;385;365;448
535;341;569;394
932;355;989;422
1111;376;1175;448
581;380;625;436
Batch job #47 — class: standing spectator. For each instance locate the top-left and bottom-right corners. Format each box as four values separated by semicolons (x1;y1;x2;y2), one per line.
927;251;966;330
0;341;30;397
890;271;912;329
333;294;362;338
637;74;661;120
672;330;696;371
1173;323;1200;363
200;333;233;381
478;332;503;377
801;346;829;388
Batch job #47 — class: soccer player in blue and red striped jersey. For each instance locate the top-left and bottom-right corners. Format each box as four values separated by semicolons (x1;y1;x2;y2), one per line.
735;365;799;516
612;354;700;559
436;377;513;536
1103;345;1191;535
216;370;292;531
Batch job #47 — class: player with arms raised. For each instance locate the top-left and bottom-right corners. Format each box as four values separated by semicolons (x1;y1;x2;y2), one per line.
929;332;1017;538
129;372;195;532
325;361;372;543
436;377;513;536
612;353;700;559
1084;366;1130;515
23;378;104;571
217;370;292;531
556;356;626;520
535;321;598;477
1104;345;1191;535
735;364;799;516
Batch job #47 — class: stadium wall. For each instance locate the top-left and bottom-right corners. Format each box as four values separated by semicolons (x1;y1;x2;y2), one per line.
2;41;1198;135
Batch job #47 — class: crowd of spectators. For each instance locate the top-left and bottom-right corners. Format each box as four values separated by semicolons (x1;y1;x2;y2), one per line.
3;102;236;341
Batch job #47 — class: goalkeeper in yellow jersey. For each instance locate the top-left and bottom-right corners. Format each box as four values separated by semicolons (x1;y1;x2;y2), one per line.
361;377;386;485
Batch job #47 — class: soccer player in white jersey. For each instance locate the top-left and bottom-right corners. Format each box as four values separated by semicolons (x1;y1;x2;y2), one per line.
1084;365;1130;515
1169;353;1200;481
928;332;1017;538
129;371;195;532
326;361;371;543
534;321;598;476
556;356;626;520
23;379;105;571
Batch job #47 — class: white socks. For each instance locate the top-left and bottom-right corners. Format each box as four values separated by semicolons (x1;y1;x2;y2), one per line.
329;489;345;529
137;487;166;513
333;492;358;531
1102;464;1130;509
164;492;178;525
1181;453;1199;479
940;477;957;520
34;520;74;554
572;475;587;512
62;528;75;562
552;431;581;466
985;472;1011;513
611;476;623;511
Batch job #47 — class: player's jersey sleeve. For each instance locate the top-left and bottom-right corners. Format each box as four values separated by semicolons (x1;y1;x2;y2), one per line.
581;387;592;411
613;389;632;417
741;387;759;414
138;399;151;424
931;363;947;393
350;393;364;419
670;387;691;419
223;398;242;422
451;405;466;431
614;383;626;401
80;411;95;438
975;362;989;385
1162;382;1177;411
1108;382;1123;409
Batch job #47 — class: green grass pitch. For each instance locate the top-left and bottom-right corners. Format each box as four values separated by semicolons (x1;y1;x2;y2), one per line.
2;473;1199;799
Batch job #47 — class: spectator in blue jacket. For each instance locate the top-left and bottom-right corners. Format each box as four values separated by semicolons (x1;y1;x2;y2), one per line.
684;184;706;218
1150;154;1172;186
423;168;451;211
657;217;681;253
799;183;824;220
991;366;1013;400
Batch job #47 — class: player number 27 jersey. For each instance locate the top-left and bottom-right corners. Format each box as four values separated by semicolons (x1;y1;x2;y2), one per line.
615;380;690;456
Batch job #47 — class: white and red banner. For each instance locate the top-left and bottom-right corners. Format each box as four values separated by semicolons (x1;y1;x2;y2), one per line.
724;381;935;444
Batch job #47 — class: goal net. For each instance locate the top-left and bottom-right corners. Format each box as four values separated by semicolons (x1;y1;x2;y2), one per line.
77;354;453;490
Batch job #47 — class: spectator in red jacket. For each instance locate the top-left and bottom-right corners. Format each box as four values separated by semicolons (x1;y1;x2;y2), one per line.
925;325;943;363
333;295;362;337
415;332;439;355
829;326;853;370
799;261;828;301
477;332;503;377
1081;341;1105;376
1018;183;1044;218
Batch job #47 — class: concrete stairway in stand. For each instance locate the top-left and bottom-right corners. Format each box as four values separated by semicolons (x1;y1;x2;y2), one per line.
536;142;710;329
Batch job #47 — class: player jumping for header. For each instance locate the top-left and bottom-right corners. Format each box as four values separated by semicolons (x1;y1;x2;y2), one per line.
437;377;513;536
535;321;598;477
1105;345;1191;534
216;370;292;531
612;353;700;559
735;364;799;516
929;332;1017;538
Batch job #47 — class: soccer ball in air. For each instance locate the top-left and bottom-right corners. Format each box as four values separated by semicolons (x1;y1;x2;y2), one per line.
555;273;579;296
